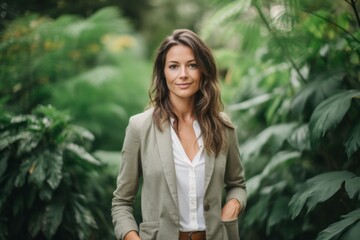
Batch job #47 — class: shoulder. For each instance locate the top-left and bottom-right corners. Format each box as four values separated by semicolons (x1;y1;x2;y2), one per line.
129;108;154;124
220;112;235;129
128;107;155;133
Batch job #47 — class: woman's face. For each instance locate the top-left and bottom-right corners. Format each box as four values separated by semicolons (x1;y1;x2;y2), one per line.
164;44;202;103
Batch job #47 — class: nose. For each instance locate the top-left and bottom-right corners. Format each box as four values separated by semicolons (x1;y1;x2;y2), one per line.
179;66;188;79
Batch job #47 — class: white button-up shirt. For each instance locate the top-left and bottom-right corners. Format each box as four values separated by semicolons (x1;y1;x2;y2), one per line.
170;119;206;231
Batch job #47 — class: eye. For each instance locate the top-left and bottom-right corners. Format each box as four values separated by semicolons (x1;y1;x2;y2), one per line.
169;64;178;70
188;63;198;69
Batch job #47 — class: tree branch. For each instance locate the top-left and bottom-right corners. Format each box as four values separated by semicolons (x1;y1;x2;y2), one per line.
306;10;360;44
254;3;306;83
345;0;360;27
345;0;360;28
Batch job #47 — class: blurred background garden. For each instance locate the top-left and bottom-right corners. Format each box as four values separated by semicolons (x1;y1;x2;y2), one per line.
0;0;359;239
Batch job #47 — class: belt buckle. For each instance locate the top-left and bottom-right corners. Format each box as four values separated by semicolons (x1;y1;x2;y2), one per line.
187;231;198;240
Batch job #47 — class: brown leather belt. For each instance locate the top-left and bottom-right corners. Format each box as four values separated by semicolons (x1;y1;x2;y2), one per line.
179;231;206;240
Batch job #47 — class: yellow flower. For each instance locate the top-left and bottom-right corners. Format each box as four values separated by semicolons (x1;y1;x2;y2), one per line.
101;34;135;53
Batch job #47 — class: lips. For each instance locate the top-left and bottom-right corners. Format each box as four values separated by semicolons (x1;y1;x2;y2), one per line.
176;83;192;89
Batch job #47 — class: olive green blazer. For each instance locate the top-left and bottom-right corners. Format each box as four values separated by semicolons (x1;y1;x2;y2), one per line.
111;108;247;240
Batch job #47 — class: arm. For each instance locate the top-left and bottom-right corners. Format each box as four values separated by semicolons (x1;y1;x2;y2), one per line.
221;127;247;220
123;231;141;240
112;117;142;239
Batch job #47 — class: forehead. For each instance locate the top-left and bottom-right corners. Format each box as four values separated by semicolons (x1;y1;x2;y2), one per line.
165;44;195;62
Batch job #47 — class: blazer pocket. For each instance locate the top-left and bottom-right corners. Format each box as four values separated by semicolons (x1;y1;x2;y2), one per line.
222;218;240;240
139;221;159;240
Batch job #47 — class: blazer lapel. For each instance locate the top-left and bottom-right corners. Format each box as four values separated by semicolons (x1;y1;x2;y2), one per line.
204;152;215;195
155;122;179;207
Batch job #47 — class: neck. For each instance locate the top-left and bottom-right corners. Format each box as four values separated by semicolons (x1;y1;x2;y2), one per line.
169;96;196;122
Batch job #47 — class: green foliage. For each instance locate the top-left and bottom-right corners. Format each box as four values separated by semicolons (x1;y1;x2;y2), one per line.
345;123;360;158
289;171;359;218
0;6;153;239
316;209;360;240
309;90;360;146
291;72;344;119
1;0;211;57
240;123;297;164
200;0;252;41
0;6;151;150
201;0;360;239
0;106;115;239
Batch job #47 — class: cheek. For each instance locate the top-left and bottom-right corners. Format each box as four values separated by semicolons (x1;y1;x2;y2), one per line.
194;68;202;78
196;74;203;91
195;71;202;83
164;72;174;90
164;70;170;85
164;69;177;82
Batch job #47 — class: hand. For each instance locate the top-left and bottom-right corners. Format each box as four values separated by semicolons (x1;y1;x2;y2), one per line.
124;230;141;240
221;199;242;221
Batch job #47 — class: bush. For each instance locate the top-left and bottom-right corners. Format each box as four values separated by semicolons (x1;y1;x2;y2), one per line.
0;6;151;150
0;105;115;240
200;0;360;239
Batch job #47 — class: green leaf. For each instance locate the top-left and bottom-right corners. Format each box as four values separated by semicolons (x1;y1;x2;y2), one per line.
267;197;290;235
344;177;360;200
65;143;101;165
16;130;42;156
28;154;47;188
339;220;360;240
93;150;121;176
241;123;297;163
73;198;97;240
10;115;30;125
0;130;11;151
14;160;33;188
309;90;360;145
316;208;360;240
228;93;273;111
265;95;283;123
291;72;344;118
246;152;299;197
28;208;44;237
33;106;69;138
289;171;357;218
345;123;360;158
33;105;68;123
0;151;10;178
42;200;65;239
246;175;262;198
287;124;311;151
261;151;300;177
244;193;271;228
71;125;95;142
46;151;63;190
0;131;33;152
38;183;53;201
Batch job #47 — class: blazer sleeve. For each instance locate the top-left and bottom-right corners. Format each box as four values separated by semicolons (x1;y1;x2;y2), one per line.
224;127;247;211
111;116;141;239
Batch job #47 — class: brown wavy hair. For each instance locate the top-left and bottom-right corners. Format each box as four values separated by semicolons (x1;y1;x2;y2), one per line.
149;29;233;156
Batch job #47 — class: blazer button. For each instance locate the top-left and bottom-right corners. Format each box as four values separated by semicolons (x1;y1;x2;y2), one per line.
204;204;210;211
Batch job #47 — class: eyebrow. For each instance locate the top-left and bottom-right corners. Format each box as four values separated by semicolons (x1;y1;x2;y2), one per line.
167;59;196;64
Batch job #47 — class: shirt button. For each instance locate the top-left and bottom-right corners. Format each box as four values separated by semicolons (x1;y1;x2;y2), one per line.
204;204;210;211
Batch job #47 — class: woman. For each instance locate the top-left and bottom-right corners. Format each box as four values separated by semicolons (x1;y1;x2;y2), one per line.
112;29;247;240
